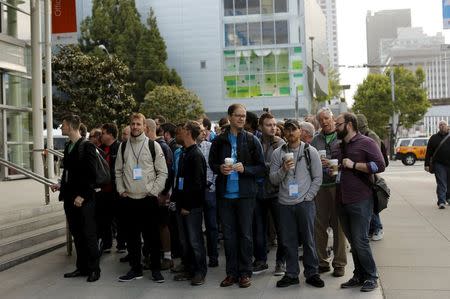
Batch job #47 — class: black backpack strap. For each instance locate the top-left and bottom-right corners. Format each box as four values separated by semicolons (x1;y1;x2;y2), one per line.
120;140;127;162
78;139;87;161
148;139;156;163
303;143;312;178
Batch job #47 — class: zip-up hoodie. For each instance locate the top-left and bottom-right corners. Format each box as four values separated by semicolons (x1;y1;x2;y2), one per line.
259;135;286;199
115;133;168;199
269;142;322;205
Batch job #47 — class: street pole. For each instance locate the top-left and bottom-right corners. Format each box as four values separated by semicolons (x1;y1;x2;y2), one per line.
309;36;316;99
44;0;54;178
295;85;299;120
390;69;399;159
31;0;44;176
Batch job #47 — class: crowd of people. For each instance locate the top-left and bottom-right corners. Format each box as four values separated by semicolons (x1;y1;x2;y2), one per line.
51;103;389;293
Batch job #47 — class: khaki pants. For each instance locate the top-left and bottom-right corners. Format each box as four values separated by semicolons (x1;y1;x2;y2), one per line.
314;186;347;269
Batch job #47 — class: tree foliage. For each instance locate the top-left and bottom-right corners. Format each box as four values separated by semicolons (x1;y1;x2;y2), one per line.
80;1;181;102
52;45;136;129
353;66;430;138
141;86;204;124
316;67;341;103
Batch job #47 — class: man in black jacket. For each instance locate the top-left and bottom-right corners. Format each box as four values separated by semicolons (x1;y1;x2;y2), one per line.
172;121;207;286
425;120;450;209
51;114;101;282
209;103;265;288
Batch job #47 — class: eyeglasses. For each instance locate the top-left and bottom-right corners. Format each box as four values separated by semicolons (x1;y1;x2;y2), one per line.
335;122;347;127
232;114;246;119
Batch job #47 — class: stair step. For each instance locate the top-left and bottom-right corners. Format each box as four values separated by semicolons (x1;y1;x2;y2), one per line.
0;203;63;226
0;210;66;239
0;236;67;272
0;222;66;256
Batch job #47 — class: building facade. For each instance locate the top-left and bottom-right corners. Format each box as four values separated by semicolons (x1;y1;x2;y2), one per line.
316;0;338;70
366;9;411;73
0;0;33;179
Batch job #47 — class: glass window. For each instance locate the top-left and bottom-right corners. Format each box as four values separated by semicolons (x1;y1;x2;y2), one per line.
235;0;246;16
224;50;237;72
7;144;33;172
6;110;32;143
261;0;273;14
248;22;261;46
235;23;248;46
275;20;288;44
274;0;287;13
412;139;427;146
238;54;250;74
248;0;260;14
399;139;411;146
236;75;250;98
263;53;276;73
224;0;234;16
277;49;289;72
262;21;274;45
224;24;235;47
4;75;31;108
250;51;262;73
3;4;31;40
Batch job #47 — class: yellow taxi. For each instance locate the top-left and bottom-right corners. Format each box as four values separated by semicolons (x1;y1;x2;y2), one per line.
394;137;428;166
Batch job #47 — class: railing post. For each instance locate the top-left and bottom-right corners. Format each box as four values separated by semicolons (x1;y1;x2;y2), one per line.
41;150;50;205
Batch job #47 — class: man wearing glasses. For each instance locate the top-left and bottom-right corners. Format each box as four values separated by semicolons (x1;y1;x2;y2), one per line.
209;103;265;288
332;112;385;292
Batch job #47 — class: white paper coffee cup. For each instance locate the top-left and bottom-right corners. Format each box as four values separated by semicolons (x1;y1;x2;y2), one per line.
224;158;234;166
329;159;339;176
284;152;294;161
318;150;327;158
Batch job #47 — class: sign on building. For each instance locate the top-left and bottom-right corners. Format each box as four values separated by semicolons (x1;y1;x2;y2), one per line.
443;0;450;29
52;0;77;45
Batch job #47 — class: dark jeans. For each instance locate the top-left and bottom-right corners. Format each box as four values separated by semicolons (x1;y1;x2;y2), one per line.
434;162;449;205
114;196;127;249
253;191;285;263
96;191;115;249
369;213;383;234
204;190;218;262
181;208;207;277
64;198;100;273
278;201;318;279
218;197;255;278
124;196;161;272
338;198;378;281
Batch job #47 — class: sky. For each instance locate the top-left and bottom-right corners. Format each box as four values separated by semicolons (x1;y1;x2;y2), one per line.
336;0;450;107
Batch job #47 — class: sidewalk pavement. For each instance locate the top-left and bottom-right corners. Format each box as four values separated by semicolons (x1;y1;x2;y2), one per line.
0;160;446;298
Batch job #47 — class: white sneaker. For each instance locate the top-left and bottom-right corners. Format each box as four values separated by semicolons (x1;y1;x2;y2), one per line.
372;230;383;241
439;203;446;209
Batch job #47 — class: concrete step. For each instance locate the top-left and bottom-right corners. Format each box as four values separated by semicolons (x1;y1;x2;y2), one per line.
0;222;66;257
0;235;67;272
0;210;66;240
0;203;63;226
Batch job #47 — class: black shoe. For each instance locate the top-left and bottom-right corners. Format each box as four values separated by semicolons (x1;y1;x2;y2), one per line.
341;277;362;288
306;274;325;288
119;255;130;263
360;279;378;292
118;270;143;282
208;259;219;268
87;271;100;282
318;265;331;273
252;261;269;274
64;269;88;278
276;275;299;288
152;271;165;283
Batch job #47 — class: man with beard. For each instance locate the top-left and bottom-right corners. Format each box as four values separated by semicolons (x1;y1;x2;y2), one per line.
332;112;385;292
115;113;168;283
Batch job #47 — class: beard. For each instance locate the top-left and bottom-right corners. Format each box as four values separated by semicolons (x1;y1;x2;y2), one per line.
337;127;348;140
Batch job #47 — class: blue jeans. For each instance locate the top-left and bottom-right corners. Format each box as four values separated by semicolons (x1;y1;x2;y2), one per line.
278;201;319;279
434;162;449;205
204;190;218;263
370;213;383;234
181;208;207;277
338;198;378;281
218;197;255;278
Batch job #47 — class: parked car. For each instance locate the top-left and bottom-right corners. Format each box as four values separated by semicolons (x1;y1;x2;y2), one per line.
394;137;428;166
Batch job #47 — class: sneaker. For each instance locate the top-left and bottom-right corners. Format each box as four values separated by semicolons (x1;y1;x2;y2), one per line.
340;276;362;288
191;273;205;286
160;258;174;270
252;261;268;274
239;276;251;288
118;270;143;282
360;279;378;292
220;276;237;287
276;275;299;288
439;203;446;209
152;271;165;283
318;265;331;273
305;274;325;288
332;267;345;277
173;272;192;281
274;262;286;276
372;229;384;241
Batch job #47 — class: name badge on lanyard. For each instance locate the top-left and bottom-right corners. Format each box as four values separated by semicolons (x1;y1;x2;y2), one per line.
288;179;299;198
178;177;184;190
133;167;143;180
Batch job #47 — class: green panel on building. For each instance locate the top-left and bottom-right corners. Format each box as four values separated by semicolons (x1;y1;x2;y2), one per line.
294;47;302;54
279;87;290;95
292;60;303;70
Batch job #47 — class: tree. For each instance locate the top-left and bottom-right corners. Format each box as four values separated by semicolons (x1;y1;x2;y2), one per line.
141;86;204;124
52;45;136;129
353;66;430;138
80;2;181;102
316;67;341;103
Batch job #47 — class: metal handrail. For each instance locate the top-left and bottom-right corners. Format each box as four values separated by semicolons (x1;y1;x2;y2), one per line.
46;148;64;158
0;157;56;186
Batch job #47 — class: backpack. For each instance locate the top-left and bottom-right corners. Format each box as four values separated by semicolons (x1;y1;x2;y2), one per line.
78;140;111;187
364;132;389;167
120;139;156;165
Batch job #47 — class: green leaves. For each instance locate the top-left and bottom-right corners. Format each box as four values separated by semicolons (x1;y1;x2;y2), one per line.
141;86;204;124
353;67;430;138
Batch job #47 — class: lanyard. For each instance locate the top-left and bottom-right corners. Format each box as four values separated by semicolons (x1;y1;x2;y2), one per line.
288;146;302;180
130;138;146;166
